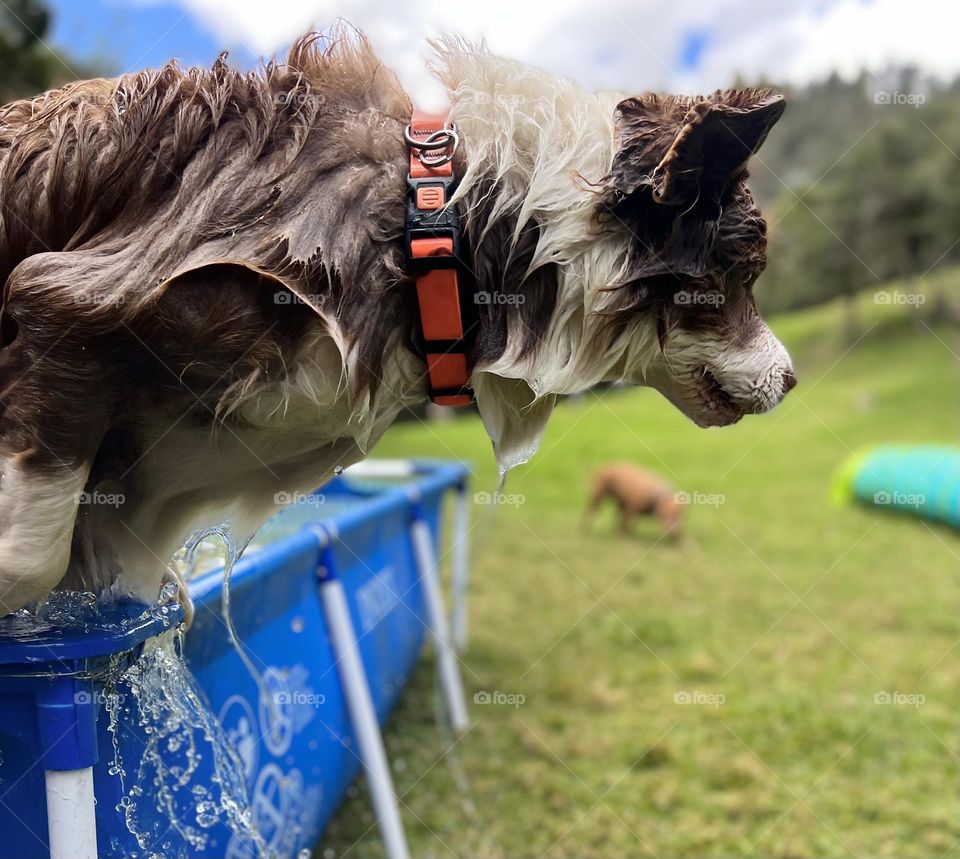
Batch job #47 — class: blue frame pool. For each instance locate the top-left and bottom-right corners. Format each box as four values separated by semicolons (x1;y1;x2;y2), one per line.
0;459;469;859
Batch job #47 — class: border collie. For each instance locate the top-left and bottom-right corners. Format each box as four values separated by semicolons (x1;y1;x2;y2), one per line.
0;30;794;616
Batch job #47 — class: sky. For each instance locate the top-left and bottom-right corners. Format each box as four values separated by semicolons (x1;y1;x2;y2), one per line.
43;0;960;107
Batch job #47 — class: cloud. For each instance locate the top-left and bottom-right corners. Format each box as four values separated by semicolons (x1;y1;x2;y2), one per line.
132;0;960;103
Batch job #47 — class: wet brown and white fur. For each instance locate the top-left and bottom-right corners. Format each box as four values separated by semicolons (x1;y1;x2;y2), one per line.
585;463;683;539
0;30;795;616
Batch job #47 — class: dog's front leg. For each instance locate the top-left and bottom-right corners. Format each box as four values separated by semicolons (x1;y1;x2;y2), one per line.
0;256;113;615
0;455;91;614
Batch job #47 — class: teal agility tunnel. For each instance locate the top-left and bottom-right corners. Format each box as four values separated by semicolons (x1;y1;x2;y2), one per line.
835;445;960;528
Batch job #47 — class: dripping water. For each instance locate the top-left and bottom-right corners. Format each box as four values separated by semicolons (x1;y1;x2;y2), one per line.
182;524;285;753
105;684;126;789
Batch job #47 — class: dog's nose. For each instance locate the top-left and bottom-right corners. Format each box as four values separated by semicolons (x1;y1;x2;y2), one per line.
782;368;797;395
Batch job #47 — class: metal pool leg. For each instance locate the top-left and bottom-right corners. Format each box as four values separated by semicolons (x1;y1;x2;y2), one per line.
410;511;470;734
45;768;98;859
317;534;411;859
450;487;471;653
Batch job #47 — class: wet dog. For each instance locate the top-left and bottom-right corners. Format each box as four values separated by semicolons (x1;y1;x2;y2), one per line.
586;463;683;539
0;29;794;615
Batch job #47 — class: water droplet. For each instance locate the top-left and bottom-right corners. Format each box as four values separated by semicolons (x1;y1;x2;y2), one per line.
195;800;219;828
159;580;179;604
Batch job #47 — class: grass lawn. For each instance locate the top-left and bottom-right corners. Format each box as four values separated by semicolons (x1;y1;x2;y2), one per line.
321;279;960;858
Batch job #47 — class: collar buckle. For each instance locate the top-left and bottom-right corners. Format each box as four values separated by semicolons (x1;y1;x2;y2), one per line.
403;124;459;168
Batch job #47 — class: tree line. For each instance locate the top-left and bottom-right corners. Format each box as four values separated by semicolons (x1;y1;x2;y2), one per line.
754;69;960;317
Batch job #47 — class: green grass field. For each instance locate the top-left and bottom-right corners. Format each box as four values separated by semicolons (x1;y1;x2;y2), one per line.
322;280;959;858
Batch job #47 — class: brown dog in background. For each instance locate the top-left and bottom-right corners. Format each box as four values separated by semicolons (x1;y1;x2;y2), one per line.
585;463;683;539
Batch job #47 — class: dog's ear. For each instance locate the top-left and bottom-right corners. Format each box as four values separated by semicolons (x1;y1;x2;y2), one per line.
611;90;785;206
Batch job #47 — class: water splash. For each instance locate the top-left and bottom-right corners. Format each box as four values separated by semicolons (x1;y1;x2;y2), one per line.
0;590;102;640
113;631;269;857
0;570;283;855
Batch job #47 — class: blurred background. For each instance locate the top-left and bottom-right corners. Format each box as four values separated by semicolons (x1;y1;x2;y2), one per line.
2;1;957;856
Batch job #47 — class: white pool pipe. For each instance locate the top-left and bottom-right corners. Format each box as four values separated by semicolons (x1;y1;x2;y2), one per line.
320;578;411;859
345;460;416;478
411;519;470;733
45;767;98;859
450;488;470;652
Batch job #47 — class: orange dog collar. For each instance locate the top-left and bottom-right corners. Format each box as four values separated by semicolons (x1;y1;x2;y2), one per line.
404;109;475;407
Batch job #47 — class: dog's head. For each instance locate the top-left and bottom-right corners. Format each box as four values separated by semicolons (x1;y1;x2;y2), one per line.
597;89;793;427
455;69;795;469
